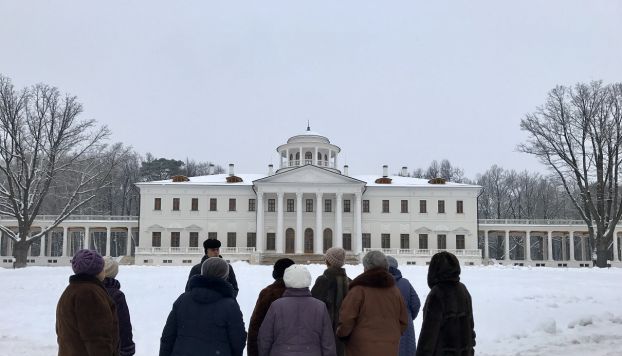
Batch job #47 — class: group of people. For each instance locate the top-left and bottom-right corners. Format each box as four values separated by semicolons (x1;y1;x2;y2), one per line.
56;238;476;356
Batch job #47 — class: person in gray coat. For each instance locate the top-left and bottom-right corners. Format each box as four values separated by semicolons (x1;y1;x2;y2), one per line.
387;256;421;356
258;265;336;356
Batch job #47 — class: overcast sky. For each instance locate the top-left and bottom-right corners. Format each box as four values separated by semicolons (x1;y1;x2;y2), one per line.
1;0;621;178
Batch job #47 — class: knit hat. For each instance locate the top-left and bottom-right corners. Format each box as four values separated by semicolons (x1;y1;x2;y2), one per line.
71;249;105;276
283;265;312;289
203;239;221;250
386;256;398;269
201;257;230;280
325;247;346;268
272;258;295;280
103;257;119;278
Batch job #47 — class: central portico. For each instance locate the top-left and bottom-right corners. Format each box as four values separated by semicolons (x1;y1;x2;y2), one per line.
254;165;365;255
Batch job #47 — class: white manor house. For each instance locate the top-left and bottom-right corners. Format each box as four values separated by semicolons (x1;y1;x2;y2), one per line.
1;129;621;268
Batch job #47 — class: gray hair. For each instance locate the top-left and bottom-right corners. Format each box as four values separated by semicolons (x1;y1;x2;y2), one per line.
201;257;230;280
362;250;388;271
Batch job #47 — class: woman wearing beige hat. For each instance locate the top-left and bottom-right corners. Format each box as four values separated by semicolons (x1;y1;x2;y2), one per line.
103;258;135;356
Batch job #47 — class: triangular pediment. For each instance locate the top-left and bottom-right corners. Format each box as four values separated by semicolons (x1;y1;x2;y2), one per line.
185;224;202;231
253;165;366;186
146;224;165;231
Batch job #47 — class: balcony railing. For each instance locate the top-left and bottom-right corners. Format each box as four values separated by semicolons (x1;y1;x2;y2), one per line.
478;219;586;225
136;247;256;255
363;248;482;258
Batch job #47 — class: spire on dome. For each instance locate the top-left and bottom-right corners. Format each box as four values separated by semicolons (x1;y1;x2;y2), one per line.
307;120;310;131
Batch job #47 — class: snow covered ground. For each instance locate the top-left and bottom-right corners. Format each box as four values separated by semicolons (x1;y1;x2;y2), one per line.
1;263;621;356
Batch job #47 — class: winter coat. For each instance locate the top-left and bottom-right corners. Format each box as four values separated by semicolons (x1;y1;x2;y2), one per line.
187;255;239;297
258;288;337;356
389;267;421;356
336;267;408;356
311;267;350;356
247;279;287;356
103;277;135;356
160;275;247;356
416;252;476;356
56;274;120;356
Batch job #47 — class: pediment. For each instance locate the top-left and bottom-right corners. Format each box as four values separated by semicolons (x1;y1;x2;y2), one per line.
185;224;202;231
146;224;165;231
253;165;365;186
415;226;432;233
452;227;472;236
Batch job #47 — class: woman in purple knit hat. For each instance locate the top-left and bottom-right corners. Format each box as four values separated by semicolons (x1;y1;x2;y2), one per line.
56;249;119;356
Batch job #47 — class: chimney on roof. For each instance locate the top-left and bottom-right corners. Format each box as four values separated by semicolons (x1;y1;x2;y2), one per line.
383;165;388;178
208;163;214;175
228;164;234;177
268;164;274;175
343;165;349;176
401;166;408;177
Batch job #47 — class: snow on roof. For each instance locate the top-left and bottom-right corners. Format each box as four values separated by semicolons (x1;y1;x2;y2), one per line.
137;173;480;188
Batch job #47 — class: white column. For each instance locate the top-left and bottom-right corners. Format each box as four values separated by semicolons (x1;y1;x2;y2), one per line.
335;151;338;169
315;147;319;166
613;233;619;262
354;192;363;254
276;192;284;253
547;231;553;261
84;227;90;252
504;230;510;261
569;231;575;261
335;192;343;248
315;192;323;254
299;147;303;165
525;231;531;261
296;192;303;254
285;149;289;167
484;230;489;260
329;150;333;168
62;227;68;257
106;227;111;257
126;227;133;256
256;192;264;252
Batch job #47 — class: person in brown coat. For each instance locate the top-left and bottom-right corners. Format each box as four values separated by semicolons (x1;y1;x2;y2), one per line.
311;247;350;356
247;258;295;356
56;249;119;356
336;250;408;356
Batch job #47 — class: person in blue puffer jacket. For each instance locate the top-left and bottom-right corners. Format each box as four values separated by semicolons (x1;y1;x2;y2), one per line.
387;256;421;356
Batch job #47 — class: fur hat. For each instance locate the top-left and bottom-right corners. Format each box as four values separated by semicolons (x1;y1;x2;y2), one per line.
272;258;295;280
283;265;312;289
325;247;346;268
71;249;105;276
203;239;221;250
362;250;388;271
103;257;119;278
201;257;229;280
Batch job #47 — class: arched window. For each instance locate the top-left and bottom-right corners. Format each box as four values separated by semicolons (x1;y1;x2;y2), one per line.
305;152;312;164
286;228;295;253
304;228;314;253
289;154;293;166
295;152;300;161
323;228;333;252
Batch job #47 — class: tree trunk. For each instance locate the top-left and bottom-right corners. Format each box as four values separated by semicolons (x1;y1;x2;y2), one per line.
12;240;32;269
595;237;610;268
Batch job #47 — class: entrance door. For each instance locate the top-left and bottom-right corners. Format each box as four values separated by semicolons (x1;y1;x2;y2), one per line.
285;228;295;253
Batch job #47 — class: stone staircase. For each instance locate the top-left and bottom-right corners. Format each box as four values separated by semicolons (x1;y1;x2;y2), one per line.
253;253;361;265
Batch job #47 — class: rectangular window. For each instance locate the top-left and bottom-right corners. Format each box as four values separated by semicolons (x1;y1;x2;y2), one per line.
400;234;410;249
208;232;217;240
191;198;199;211
343;199;351;213
229;198;236;211
343;233;352;251
438;200;445;214
152;232;161;247
363;200;370;213
324;199;332;212
419;200;427;213
170;232;180;247
248;199;256;212
306;199;313;212
267;233;276;250
189;232;199;247
457;200;464;214
419;234;428;249
268;199;276;212
287;199;295;212
210;198;217;211
437;234;447;249
227;232;236;247
172;198;180;211
154;198;161;211
381;233;391;248
456;234;465;249
362;233;371;249
382;200;390;213
401;200;408;213
247;232;256;248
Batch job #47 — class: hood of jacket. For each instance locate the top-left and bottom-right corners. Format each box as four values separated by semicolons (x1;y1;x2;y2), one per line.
427;251;461;288
388;266;403;281
187;274;234;304
349;267;395;290
103;277;121;290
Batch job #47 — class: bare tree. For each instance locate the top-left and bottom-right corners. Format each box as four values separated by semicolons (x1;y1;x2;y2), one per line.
0;75;119;267
518;81;622;267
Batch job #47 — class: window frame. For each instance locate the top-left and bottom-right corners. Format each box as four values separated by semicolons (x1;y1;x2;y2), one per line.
363;200;370;213
419;200;427;213
191;198;199;211
343;199;351;213
172;198;180;211
154;198;161;211
382;200;390;213
401;200;408;213
209;198;217;211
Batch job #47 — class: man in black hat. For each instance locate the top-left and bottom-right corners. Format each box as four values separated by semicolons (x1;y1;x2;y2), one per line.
186;239;239;296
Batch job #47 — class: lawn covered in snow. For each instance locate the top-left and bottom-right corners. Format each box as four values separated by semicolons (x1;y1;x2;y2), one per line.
1;263;621;356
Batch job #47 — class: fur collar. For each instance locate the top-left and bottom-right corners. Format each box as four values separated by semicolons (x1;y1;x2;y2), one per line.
349;267;395;289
